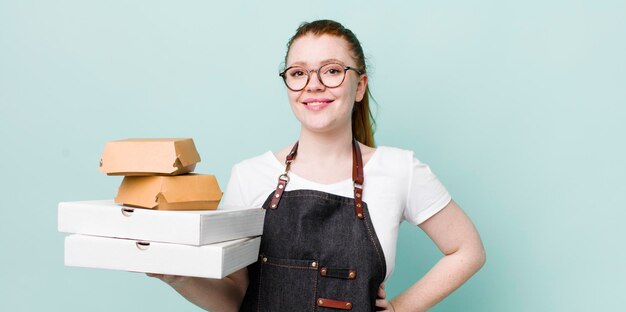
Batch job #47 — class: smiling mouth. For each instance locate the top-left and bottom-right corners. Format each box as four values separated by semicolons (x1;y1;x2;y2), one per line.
305;101;332;107
302;100;333;111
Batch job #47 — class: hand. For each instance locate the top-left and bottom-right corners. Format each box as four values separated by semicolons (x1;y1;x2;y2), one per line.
376;283;396;312
146;273;191;288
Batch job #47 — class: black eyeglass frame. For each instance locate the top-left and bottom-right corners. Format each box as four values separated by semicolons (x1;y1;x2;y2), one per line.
279;63;364;91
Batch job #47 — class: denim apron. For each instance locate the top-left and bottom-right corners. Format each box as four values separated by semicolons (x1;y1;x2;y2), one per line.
239;139;387;312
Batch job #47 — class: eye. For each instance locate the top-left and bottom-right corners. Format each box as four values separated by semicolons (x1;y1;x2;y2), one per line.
288;68;306;78
322;65;344;75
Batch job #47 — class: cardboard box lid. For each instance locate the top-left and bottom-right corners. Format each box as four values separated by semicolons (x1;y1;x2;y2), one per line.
99;138;201;176
115;174;222;210
58;200;265;245
64;234;261;279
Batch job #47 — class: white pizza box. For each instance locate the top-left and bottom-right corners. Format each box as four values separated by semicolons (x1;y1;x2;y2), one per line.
58;200;265;246
64;234;261;279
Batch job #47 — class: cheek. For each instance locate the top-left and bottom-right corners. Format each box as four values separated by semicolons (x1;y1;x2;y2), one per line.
286;91;300;105
345;83;360;103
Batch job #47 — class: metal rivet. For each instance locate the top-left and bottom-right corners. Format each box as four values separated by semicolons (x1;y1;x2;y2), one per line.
318;299;324;305
349;271;356;279
346;302;352;308
271;204;276;208
355;193;361;198
320;268;327;276
356;203;361;207
357;213;363;219
311;261;317;268
278;184;284;189
262;257;267;263
274;194;280;198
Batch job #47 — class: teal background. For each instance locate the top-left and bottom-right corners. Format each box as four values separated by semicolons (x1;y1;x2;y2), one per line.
1;0;624;311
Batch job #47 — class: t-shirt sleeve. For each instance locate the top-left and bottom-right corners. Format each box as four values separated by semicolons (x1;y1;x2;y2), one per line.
218;164;248;210
403;157;452;225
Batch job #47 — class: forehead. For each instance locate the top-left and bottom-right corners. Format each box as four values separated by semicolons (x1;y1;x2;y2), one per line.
286;34;355;66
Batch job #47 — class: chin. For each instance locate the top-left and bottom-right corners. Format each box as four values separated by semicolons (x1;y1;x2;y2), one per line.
302;122;331;132
303;120;347;134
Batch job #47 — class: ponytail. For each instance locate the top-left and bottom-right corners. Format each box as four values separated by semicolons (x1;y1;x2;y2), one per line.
352;87;376;147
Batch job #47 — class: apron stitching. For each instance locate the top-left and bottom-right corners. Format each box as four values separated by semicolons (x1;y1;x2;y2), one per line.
312;268;319;312
256;263;263;312
264;263;319;270
362;211;386;278
283;193;354;204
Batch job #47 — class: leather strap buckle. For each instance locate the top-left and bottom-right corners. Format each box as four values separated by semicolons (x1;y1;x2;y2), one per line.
278;173;290;183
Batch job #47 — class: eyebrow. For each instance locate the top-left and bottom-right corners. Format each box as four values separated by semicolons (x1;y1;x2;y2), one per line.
288;58;347;67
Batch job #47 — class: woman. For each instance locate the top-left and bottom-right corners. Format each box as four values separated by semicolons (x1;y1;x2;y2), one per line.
149;20;486;312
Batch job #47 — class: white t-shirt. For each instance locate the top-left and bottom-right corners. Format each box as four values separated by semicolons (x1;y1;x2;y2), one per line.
219;146;452;280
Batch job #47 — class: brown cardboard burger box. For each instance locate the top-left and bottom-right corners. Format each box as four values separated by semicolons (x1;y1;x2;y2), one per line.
99;138;201;176
115;174;223;211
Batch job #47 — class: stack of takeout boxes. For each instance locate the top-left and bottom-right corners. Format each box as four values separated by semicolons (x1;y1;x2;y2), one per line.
58;138;265;279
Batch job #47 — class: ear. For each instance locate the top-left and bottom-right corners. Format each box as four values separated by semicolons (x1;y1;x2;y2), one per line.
355;74;368;102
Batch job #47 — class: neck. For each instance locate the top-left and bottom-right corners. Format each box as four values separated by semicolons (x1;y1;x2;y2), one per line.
296;127;353;162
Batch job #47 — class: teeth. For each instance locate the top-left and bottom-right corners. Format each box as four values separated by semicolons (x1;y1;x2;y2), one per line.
306;102;327;106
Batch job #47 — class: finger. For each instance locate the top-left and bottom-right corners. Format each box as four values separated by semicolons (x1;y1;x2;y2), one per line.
375;298;389;309
162;275;179;283
377;286;386;299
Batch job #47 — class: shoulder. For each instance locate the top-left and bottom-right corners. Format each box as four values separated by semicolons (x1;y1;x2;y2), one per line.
370;146;417;170
363;146;416;195
374;145;415;158
368;146;441;185
237;151;277;166
373;146;441;181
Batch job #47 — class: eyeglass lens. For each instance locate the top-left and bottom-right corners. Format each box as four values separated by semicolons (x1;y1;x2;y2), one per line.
284;63;346;91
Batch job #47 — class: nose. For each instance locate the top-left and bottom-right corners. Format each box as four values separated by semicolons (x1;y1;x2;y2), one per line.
305;70;325;92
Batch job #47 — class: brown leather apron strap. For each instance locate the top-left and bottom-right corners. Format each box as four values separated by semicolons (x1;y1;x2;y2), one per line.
268;142;299;209
269;139;365;219
286;141;298;162
352;138;365;219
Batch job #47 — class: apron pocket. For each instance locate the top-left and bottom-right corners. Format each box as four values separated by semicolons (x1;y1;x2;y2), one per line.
257;254;318;312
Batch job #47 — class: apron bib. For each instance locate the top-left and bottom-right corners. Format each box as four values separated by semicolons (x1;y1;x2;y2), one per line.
240;139;387;312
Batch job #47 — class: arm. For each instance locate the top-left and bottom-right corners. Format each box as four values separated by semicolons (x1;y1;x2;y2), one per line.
390;200;486;312
147;267;248;312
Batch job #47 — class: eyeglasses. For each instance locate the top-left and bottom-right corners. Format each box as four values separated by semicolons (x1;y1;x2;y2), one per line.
279;63;364;91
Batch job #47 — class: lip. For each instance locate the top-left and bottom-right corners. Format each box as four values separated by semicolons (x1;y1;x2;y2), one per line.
302;98;334;111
